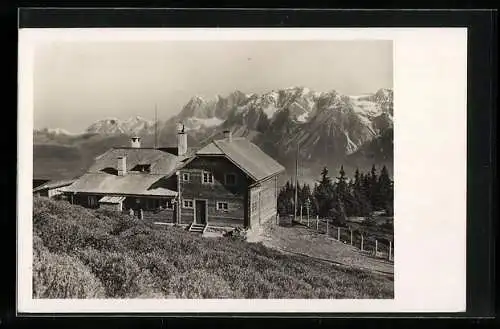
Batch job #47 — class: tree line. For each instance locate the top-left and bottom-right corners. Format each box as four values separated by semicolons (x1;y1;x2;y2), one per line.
278;165;394;223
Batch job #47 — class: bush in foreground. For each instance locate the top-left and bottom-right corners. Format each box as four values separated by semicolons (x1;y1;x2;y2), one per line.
32;197;394;299
33;235;105;299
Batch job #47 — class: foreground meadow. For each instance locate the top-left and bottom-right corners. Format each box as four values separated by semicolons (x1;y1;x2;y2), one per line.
32;197;394;299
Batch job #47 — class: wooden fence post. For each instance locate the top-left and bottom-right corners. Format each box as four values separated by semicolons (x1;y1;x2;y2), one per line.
326;217;329;235
300;205;303;223
375;239;378;256
276;213;279;225
337;227;340;241
350;229;353;245
389;240;392;261
361;234;364;251
316;215;319;231
307;207;310;227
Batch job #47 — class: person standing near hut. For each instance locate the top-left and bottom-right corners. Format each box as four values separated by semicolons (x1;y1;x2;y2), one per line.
139;208;144;220
129;208;134;218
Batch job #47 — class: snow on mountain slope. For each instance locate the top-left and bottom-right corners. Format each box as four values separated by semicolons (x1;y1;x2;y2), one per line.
350;95;383;116
35;87;393;182
184;117;224;131
160;87;393;160
85;116;156;136
35;127;83;136
42;86;392;167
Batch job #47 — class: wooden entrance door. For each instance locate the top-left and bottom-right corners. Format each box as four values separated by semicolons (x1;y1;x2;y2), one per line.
195;200;207;224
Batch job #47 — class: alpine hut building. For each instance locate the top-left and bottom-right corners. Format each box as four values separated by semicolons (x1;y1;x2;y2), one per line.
61;124;285;230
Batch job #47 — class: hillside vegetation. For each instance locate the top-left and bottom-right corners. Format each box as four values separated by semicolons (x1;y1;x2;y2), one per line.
33;197;393;299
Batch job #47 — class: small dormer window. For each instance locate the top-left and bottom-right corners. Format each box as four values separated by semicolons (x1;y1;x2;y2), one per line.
130;164;151;173
182;173;190;182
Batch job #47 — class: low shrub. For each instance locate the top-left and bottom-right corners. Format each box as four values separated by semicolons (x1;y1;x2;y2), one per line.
134;251;177;283
33;198;394;299
34;197;114;233
35;216;120;254
165;269;233;298
78;248;161;298
33;243;105;299
110;217;139;235
223;227;247;241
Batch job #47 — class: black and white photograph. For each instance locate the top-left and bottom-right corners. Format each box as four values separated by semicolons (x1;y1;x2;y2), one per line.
18;27;468;314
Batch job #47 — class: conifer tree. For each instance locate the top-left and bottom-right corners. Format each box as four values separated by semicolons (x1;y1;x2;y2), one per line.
299;183;314;216
354;171;373;216
335;166;348;218
313;167;335;218
277;179;296;215
368;165;379;210
336;165;348;197
353;168;361;190
377;165;393;215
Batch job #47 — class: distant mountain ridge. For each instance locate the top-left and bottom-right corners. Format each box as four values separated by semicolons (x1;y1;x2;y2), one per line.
85;116;158;135
34;87;393;181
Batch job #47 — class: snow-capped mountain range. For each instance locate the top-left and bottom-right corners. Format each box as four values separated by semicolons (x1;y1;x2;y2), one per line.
85;116;157;135
175;87;392;130
34;87;393;178
168;87;393;161
34;127;83;136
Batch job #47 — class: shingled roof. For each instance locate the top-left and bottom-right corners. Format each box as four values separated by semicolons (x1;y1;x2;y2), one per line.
64;173;177;197
65;137;283;197
64;147;184;197
196;137;285;182
88;147;184;176
33;179;76;193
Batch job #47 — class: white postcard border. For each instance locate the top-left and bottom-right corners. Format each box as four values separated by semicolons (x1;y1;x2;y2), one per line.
18;27;467;313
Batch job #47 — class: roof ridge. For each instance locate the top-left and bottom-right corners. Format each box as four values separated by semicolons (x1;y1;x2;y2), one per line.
212;140;226;153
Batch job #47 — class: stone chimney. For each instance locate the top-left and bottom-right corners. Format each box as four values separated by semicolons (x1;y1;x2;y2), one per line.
117;156;127;176
177;123;187;156
130;136;141;148
223;129;232;142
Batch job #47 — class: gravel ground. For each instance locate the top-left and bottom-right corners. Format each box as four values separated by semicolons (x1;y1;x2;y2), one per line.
256;220;394;275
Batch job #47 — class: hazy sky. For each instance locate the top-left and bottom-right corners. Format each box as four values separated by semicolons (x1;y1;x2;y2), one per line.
34;40;393;132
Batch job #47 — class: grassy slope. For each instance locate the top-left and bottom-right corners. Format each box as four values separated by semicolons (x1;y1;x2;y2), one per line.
33;197;394;299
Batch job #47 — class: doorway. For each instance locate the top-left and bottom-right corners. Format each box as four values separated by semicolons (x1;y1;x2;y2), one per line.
195;200;207;224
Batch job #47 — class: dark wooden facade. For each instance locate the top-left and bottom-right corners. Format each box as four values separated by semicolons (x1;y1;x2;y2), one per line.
70;192;177;223
178;155;280;228
179;156;251;227
62;149;281;229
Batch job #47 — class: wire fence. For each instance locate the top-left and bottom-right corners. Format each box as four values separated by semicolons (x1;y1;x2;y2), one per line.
276;213;394;262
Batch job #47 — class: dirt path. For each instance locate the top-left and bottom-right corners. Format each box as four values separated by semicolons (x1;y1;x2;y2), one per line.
248;221;394;275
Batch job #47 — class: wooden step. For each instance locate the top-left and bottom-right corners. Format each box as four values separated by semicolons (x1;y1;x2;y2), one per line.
189;223;206;233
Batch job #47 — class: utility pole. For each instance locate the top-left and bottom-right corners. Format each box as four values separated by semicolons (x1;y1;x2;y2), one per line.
294;143;299;222
306;197;310;227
